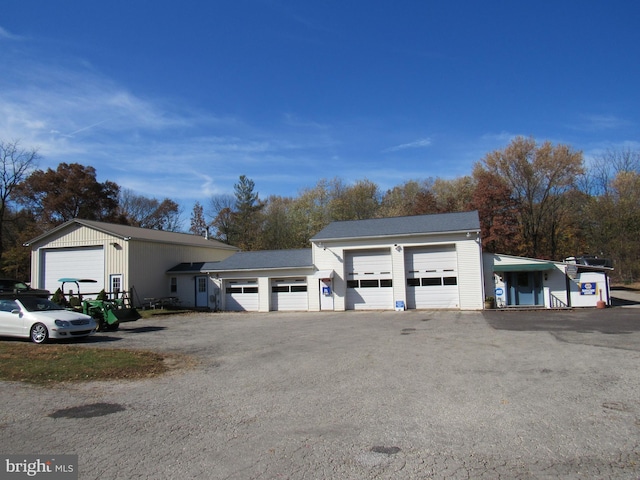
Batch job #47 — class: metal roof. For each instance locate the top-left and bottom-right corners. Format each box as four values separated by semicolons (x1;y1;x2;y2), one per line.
203;249;312;272
311;211;480;241
166;262;209;273
24;218;239;251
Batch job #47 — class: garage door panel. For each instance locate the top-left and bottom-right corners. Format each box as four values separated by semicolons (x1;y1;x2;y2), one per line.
405;246;459;309
42;247;105;296
271;278;308;311
225;280;259;311
346;249;393;310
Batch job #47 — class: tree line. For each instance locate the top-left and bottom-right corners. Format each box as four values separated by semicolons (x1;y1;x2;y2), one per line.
1;137;639;283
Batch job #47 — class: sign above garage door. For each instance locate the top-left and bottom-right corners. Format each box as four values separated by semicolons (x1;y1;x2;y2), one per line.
42;247;105;296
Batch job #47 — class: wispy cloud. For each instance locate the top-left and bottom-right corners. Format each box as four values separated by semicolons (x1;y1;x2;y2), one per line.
569;114;631;132
0;26;23;41
383;137;432;153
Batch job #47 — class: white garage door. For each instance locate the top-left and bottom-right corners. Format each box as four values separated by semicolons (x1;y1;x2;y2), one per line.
271;278;308;311
42;247;105;297
225;280;259;311
405;246;459;309
346;249;393;310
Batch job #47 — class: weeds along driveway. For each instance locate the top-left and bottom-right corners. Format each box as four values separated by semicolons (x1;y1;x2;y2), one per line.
1;309;640;479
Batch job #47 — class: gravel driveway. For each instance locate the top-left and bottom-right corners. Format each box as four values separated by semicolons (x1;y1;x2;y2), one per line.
1;309;640;479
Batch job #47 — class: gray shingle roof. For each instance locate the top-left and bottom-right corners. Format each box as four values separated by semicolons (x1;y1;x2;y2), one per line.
203;249;312;272
311;211;480;241
25;218;239;250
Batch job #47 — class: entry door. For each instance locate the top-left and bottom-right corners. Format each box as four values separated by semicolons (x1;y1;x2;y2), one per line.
507;272;542;306
195;276;209;308
110;274;123;299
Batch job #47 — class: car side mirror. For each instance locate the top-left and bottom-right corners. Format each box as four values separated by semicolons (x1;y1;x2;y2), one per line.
11;309;21;315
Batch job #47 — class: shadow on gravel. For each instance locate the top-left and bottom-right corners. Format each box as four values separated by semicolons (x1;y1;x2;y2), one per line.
483;308;640;334
49;402;126;419
119;326;167;334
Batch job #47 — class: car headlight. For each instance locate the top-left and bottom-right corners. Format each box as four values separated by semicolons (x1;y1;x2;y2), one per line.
55;320;71;327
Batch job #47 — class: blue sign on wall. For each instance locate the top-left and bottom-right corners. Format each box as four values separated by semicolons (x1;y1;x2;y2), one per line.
495;288;504;296
580;283;596;295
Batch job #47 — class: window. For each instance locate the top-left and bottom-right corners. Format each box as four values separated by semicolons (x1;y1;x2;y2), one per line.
272;286;289;293
407;278;420;287
347;280;359;288
291;285;308;292
379;279;393;287
0;299;18;312
226;287;242;294
360;279;379;288
198;277;207;293
244;287;259;294
443;277;458;286
110;274;123;296
170;277;177;293
422;278;442;286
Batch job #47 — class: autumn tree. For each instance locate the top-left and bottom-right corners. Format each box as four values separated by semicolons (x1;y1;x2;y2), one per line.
0;140;39;262
479;137;584;259
470;168;521;254
189;201;208;236
328;178;380;221
260;195;308;249
118;189;181;231
15;163;120;231
379;180;427;217
208;194;236;243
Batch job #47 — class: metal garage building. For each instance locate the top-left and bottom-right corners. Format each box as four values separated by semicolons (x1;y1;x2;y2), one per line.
25;219;238;307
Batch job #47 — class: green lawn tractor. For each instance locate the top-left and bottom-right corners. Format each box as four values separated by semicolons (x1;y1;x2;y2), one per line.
81;298;141;331
57;278;141;332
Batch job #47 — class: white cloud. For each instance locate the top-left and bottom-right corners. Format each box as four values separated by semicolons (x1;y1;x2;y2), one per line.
383;137;432;153
0;26;22;41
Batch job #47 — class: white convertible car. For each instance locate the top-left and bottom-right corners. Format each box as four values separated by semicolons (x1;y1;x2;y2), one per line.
0;296;96;344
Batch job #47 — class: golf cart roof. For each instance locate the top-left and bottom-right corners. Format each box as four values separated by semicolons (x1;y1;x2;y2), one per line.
58;278;98;283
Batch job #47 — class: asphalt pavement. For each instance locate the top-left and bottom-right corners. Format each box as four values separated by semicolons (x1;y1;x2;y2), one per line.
1;306;640;479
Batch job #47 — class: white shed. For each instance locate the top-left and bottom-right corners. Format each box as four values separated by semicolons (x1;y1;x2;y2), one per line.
483;253;613;308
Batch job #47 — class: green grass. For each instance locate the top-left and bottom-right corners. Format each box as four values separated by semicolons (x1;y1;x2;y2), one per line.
0;342;180;385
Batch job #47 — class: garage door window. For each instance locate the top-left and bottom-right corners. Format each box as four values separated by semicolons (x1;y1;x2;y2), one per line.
348;279;393;288
443;277;458;286
291;285;307;292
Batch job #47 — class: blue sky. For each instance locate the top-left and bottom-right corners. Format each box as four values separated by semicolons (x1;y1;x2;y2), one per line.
1;1;639;223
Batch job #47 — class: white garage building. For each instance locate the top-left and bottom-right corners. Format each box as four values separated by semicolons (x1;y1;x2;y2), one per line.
169;211;485;311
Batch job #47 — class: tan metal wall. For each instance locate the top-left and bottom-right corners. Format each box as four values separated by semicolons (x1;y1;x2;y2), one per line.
30;223;236;307
127;240;235;305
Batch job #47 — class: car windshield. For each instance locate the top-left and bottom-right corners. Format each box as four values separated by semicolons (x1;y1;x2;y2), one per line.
18;296;65;312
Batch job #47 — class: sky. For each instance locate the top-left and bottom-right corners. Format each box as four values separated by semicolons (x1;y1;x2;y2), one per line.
1;1;639;226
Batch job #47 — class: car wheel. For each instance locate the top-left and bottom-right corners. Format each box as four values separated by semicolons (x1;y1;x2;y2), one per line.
30;322;49;344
